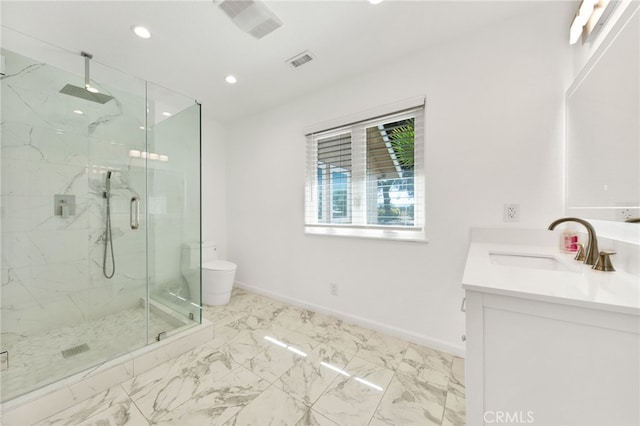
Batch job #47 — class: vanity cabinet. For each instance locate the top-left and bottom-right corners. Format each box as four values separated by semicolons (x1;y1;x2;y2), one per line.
464;290;639;426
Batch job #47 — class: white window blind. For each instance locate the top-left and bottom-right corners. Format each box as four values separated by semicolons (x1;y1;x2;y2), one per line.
305;102;426;241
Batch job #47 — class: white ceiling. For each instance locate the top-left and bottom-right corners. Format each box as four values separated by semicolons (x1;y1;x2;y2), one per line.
1;1;560;122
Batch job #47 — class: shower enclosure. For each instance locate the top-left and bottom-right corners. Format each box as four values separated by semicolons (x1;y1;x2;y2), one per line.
0;30;201;402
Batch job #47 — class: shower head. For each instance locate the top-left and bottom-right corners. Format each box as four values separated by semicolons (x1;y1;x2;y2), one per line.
105;171;112;194
59;84;114;104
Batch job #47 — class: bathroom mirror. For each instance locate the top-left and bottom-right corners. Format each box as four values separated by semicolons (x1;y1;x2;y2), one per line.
566;8;639;221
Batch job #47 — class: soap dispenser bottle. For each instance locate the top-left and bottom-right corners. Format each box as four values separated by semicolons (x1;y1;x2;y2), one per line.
560;223;579;253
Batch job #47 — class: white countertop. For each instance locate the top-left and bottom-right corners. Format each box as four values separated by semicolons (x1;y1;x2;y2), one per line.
462;229;640;315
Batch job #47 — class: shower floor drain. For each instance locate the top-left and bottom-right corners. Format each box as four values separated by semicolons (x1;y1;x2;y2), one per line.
61;343;90;359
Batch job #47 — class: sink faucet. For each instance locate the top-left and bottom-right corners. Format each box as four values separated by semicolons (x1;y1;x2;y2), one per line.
548;217;599;266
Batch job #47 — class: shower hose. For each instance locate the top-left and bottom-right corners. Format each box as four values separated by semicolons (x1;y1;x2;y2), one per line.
103;194;115;279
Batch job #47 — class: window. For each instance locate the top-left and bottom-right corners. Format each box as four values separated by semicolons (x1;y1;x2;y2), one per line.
305;102;425;241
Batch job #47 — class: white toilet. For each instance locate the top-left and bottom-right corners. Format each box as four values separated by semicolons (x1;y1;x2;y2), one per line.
181;242;237;306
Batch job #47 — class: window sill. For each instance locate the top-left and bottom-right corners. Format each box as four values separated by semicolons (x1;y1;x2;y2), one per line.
305;225;428;242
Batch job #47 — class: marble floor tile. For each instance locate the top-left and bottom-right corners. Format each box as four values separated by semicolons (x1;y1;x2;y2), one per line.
153;366;269;426
218;323;294;367
223;384;308;425
324;321;375;355
122;343;239;421
202;304;247;327
37;385;131;426
355;331;410;371
442;356;466;426
223;290;279;315
206;312;280;350
276;343;353;406
296;320;371;356
281;330;323;352
305;311;344;329
312;356;395;426
442;387;466;426
269;305;317;330
11;289;466;426
449;356;465;389
397;342;454;391
296;409;340;426
245;333;316;383
370;370;447;426
74;396;149;426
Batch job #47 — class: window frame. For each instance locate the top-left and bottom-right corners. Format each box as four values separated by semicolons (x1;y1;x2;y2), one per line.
305;103;426;242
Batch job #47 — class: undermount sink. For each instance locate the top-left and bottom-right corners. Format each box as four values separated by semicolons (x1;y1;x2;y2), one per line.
489;251;574;272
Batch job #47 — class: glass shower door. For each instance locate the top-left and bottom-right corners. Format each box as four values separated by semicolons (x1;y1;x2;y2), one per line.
85;64;151;351
0;45;150;401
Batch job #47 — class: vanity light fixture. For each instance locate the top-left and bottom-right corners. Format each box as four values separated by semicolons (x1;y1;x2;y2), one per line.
569;0;617;45
132;25;151;39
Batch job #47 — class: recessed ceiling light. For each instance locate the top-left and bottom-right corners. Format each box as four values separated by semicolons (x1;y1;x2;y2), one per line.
73;110;83;115
162;112;172;117
132;25;151;39
225;75;237;84
369;0;384;4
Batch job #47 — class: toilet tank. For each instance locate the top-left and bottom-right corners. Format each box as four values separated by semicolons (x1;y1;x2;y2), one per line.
181;241;218;269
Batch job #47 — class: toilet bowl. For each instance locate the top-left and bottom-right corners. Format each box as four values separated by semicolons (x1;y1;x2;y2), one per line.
181;242;237;306
202;260;236;305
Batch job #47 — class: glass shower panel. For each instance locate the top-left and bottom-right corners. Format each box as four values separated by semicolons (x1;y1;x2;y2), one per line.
0;47;148;402
145;83;201;332
1;28;201;404
84;62;150;348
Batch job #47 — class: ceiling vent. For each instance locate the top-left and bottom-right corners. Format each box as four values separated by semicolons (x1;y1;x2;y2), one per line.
287;51;314;68
217;0;283;39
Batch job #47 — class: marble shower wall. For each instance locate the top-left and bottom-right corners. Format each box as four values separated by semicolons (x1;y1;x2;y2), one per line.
1;49;150;344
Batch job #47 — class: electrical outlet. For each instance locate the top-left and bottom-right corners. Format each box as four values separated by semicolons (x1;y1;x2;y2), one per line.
619;208;633;221
330;283;338;296
503;204;520;222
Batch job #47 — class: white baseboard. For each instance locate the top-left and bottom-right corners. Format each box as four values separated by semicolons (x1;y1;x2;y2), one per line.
234;281;466;358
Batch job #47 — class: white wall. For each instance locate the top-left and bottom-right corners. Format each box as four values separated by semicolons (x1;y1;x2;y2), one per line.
202;114;228;260
223;4;573;356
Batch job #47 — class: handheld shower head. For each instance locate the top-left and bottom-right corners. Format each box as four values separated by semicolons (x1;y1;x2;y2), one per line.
105;171;112;196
